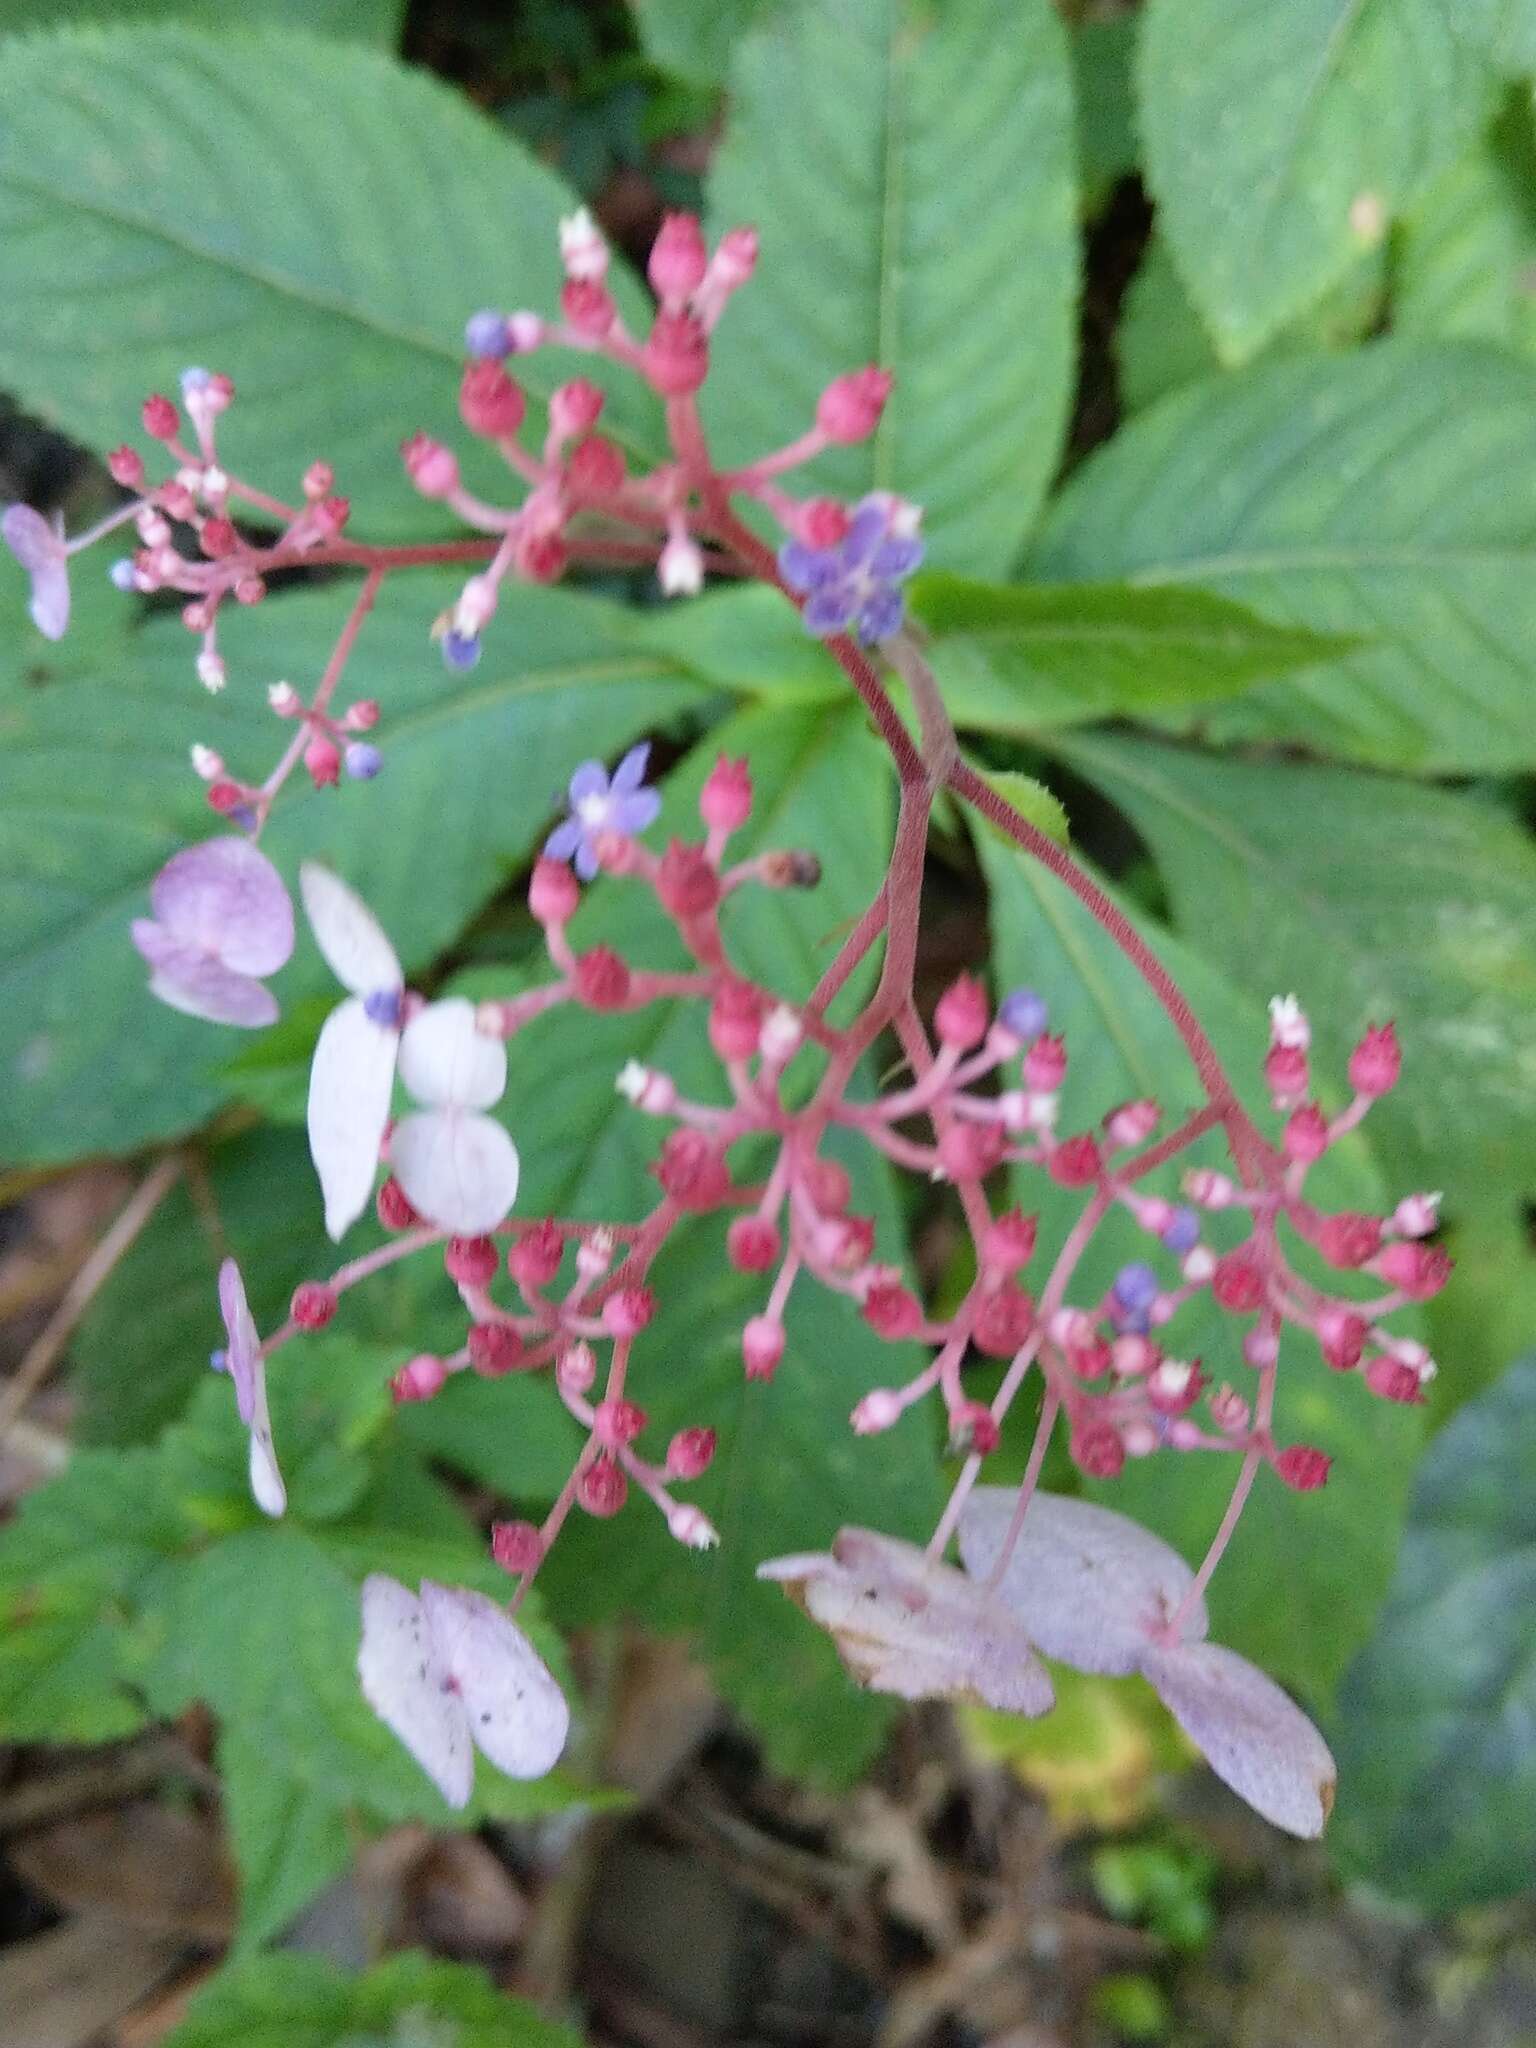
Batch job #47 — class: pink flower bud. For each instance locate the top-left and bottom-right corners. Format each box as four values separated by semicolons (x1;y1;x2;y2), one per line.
190;744;223;781
1318;1307;1368;1371
313;494;350;537
1375;1240;1453;1300
142;394;179;439
1364;1355;1425;1404
709;980;763;1061
1071;1422;1125;1479
934;973;989;1050
654;1129;731;1211
206;780;244;815
459;359;527;438
712;225;758;288
574;946;632;1010
983;1209;1038;1273
1392;1191;1442;1238
529;857;580;927
1048;1135;1101;1187
108;444;145;489
742;1315;786;1381
1275;1444;1332;1491
444;1235;499;1288
1067;1335;1112;1379
698;755;752;833
491;1520;543;1573
1263;1042;1309;1107
851;1389;905;1434
861;1280;922;1341
344;698;380;730
400;432;459;498
391;1354;448;1404
376;1178;418;1231
972;1282;1034;1359
938;1121;1006;1183
234;576;266;607
950;1401;1000;1456
594;1397;647;1447
1283;1103;1331;1164
643;310;709;396
798;498;849;548
1209;1384;1250;1433
649;211;709;301
657;840;720;919
1316;1212;1383;1269
304;735;341;788
1212;1251;1265;1313
1185;1168;1237;1209
1241;1326;1280;1369
468;1323;524;1377
549;378;605;439
510;1220;563;1290
1349;1022;1401;1096
1121;1420;1159;1459
666;1425;717;1479
816;366;893;444
303;460;334;500
576;1233;613;1283
1103;1098;1160;1149
567;434;626;495
1110;1334;1158;1378
806;1158;852;1212
1023;1033;1067;1090
557;1342;597;1395
602;1286;656;1339
579;1455;628;1518
727;1215;781;1273
668;1503;719;1549
199;517;239;559
561;276;616;338
290;1281;338;1331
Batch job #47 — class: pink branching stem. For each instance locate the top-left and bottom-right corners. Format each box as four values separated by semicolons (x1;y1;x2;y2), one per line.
257;565;385;819
259;1220;444;1358
983;1388;1062;1593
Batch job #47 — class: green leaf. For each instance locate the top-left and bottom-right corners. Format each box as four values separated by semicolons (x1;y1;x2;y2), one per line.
975;828;1422;1695
0;0;403;37
1117;234;1386;416
1395;92;1536;354
1138;0;1477;361
217;1735;353;1954
1424;1201;1536;1423
0;25;660;531
1332;1353;1536;1907
629;0;772;84
701;0;1077;572
1034;341;1536;771
1434;0;1536;72
1074;14;1139;214
1054;732;1536;1208
0;573;708;1165
159;1951;584;2048
912;573;1351;730
965;764;1069;849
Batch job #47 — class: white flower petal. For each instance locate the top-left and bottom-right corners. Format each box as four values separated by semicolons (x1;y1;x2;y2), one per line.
390;1109;520;1235
398;997;506;1111
307;997;398;1241
1140;1640;1336;1838
358;1575;474;1809
299;861;401;996
959;1489;1206;1676
419;1582;569;1781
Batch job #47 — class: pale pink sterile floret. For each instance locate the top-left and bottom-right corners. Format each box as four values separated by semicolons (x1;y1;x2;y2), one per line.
390;997;522;1237
132;837;295;1029
758;1527;1053;1717
1;502;69;638
357;1574;569;1808
215;1256;286;1518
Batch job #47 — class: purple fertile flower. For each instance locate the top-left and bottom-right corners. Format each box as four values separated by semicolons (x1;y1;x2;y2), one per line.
131;838;294;1028
344;741;383;781
1161;1205;1201;1254
544;743;661;882
2;503;69;640
1112;1262;1160;1313
441;629;481;671
464;309;511;359
216;1257;286;1517
778;494;924;647
999;988;1048;1040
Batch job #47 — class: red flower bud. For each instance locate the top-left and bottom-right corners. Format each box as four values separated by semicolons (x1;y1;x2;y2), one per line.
805;1157;852;1212
376;1177;418;1231
199;517;239;559
578;1455;628;1518
648;212;709;301
1023;1034;1068;1090
1048;1134;1101;1187
1274;1444;1332;1491
799;498;849;548
1072;1423;1125;1479
1212;1251;1266;1313
1376;1240;1453;1301
934;973;989;1051
1349;1022;1401;1097
566;434;626;495
653;1128;731;1210
468;1323;525;1377
459;359;527;438
574;947;631;1010
400;431;459;498
972;1282;1035;1358
1263;1042;1309;1105
983;1208;1038;1272
709;979;763;1061
862;1280;922;1340
657;840;720;920
509;1220;563;1290
643;310;709;396
950;1401;1000;1456
938;1122;1006;1182
391;1354;447;1404
108;445;145;489
560;276;615;337
1318;1307;1369;1371
529;857;580;925
1364;1356;1425;1404
549;378;605;438
1283;1103;1331;1164
601;1286;656;1338
141;394;179;439
1315;1212;1382;1269
742;1315;785;1380
444;1235;499;1288
594;1397;648;1447
491;1520;543;1573
700;755;753;832
206;780;244;815
816;366;893;444
290;1281;338;1331
666;1424;717;1479
727;1215;781;1272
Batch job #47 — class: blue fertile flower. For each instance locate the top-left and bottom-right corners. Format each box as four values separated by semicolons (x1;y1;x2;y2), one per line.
778;496;924;647
464;309;510;360
1161;1206;1200;1255
999;988;1048;1040
544;743;661;882
344;742;383;781
441;630;481;671
1112;1262;1160;1313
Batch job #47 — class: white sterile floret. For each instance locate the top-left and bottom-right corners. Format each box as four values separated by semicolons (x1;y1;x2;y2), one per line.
301;862;405;1241
759;1527;1053;1716
558;206;608;280
358;1575;569;1808
1267;994;1311;1050
390;998;521;1236
616;1060;649;1103
759;1004;803;1064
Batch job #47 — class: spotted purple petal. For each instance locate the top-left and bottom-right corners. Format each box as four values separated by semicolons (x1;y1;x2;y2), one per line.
610;742;651;794
150;838;294;978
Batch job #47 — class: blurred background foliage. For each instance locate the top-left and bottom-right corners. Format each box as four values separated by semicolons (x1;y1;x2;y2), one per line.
0;0;1534;2042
